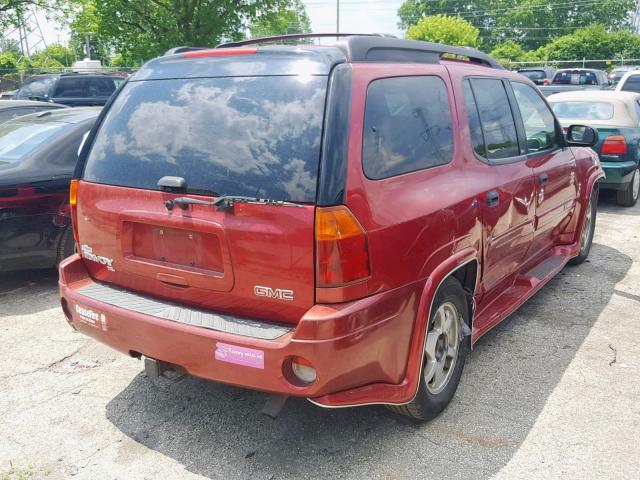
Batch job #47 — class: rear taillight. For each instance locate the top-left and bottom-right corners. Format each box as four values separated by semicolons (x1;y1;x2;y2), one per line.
315;206;370;287
601;135;627;155
543;79;550;85
69;179;79;242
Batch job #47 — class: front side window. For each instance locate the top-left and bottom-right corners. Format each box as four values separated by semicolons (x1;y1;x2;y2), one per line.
86;78;118;97
511;82;558;152
362;76;453;179
468;78;520;160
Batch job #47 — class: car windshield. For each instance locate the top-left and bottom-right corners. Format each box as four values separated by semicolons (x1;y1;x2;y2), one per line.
83;75;327;202
551;101;614;120
17;77;55;98
553;71;598;85
519;70;545;81
0;120;65;165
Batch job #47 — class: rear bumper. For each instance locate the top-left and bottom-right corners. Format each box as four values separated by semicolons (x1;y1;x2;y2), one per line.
600;160;637;190
59;255;422;406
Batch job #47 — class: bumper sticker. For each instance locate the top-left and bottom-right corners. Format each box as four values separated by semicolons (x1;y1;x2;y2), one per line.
215;343;264;369
75;303;108;331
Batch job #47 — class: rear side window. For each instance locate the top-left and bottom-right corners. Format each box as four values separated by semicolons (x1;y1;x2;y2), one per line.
462;80;486;157
83;76;327;202
466;78;520;160
362;76;453;179
621;75;640;93
53;77;85;97
86;78;117;97
518;70;545;81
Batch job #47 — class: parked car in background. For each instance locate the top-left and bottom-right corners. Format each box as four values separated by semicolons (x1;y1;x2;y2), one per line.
609;66;640;86
0;107;101;271
0;100;68;124
615;71;640;93
517;67;556;85
59;35;602;422
14;73;123;106
539;68;610;96
549;90;640;206
0;90;17;100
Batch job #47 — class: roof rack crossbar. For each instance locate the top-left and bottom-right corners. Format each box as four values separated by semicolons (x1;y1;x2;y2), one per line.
216;33;382;49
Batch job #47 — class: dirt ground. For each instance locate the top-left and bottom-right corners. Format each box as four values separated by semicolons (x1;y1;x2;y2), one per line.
1;194;639;480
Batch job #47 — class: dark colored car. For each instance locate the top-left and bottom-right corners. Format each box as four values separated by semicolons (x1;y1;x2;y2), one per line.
0;107;101;271
14;73;123;107
517;67;556;85
539;68;611;96
59;35;602;421
549;90;640;206
0;100;68;124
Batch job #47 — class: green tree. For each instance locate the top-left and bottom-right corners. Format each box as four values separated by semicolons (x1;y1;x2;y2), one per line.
398;0;635;50
490;41;526;62
66;0;292;64
0;51;17;69
540;24;640;62
250;0;311;38
31;43;74;66
406;15;480;47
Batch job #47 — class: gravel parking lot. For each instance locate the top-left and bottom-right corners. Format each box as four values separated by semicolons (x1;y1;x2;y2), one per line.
1;195;639;480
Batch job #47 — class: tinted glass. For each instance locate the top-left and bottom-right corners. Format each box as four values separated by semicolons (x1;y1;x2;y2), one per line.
84;76;327;202
551;101;614;120
0;120;65;165
552;70;598;85
470;78;520;160
362;76;453;179
17;77;55;98
621;75;640;92
462;79;486;157
86;78;117;97
511;82;558;152
518;70;545;81
53;77;85;97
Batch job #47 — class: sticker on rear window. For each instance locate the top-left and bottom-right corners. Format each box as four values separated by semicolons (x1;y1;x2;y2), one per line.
215;343;264;369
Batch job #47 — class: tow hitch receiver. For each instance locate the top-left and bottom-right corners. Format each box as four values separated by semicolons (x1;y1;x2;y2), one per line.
261;394;289;419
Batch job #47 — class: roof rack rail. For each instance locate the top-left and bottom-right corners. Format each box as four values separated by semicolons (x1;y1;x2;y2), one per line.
164;46;209;56
216;34;502;70
216;33;382;49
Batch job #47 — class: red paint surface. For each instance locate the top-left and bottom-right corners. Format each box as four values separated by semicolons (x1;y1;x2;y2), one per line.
59;59;604;407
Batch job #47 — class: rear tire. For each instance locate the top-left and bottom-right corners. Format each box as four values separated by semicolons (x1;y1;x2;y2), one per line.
387;277;469;421
569;187;597;266
616;166;640;207
56;227;76;266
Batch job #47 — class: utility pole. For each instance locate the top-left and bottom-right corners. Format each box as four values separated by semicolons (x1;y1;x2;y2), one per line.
336;0;340;33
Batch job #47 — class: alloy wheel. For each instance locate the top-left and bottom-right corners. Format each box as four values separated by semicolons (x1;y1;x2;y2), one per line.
424;302;460;394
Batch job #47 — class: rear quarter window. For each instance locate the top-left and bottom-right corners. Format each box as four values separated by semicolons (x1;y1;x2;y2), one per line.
362;76;453;180
83;76;327;202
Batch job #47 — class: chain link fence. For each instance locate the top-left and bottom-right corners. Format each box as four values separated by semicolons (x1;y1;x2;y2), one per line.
508;58;640;71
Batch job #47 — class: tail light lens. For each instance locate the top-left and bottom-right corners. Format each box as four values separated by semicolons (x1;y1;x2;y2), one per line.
601;135;627;155
315;206;370;287
543;79;550;85
69;179;79;242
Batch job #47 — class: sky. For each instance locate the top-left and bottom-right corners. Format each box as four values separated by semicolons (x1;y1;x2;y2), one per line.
8;0;405;52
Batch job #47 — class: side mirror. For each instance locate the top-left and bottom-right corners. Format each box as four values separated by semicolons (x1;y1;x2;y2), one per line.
566;125;598;148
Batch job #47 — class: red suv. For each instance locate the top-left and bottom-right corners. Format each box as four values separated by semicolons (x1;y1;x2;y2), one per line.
58;35;603;421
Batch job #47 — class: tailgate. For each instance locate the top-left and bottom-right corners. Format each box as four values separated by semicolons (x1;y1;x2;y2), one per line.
76;181;315;324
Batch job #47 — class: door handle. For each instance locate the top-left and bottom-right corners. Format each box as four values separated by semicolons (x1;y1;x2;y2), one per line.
539;173;549;186
486;190;500;207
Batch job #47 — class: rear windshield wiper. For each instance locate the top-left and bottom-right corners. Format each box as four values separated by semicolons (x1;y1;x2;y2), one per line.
164;195;302;212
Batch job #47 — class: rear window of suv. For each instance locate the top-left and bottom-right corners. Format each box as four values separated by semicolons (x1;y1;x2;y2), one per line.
83;76;327;202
